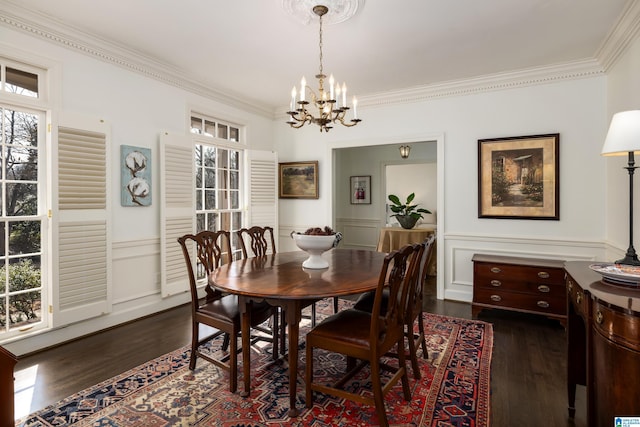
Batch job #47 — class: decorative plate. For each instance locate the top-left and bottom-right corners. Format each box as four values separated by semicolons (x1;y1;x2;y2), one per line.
589;263;640;287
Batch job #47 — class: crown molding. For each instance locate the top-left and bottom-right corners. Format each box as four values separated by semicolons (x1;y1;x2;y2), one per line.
596;0;640;71
0;5;275;118
357;59;605;108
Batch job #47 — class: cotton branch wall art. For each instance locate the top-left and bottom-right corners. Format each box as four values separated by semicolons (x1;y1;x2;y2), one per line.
121;145;151;207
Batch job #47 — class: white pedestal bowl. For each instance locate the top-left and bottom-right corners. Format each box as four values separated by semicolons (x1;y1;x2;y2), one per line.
291;232;343;269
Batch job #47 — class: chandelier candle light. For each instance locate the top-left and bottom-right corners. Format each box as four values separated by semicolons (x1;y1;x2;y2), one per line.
286;5;361;132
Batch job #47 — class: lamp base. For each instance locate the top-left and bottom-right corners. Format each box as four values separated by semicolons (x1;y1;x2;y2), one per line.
615;252;640;266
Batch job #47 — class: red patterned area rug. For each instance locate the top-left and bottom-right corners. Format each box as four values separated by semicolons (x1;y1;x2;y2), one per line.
16;307;492;427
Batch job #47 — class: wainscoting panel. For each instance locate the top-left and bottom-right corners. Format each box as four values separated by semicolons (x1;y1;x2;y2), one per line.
335;217;382;250
443;233;605;302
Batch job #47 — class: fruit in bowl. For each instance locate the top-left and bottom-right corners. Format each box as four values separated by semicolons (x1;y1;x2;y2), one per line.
291;227;343;269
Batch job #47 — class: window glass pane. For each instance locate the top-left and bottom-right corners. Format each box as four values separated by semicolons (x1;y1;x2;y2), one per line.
232;212;242;231
9;221;40;254
219;169;229;190
4;109;38;148
195;167;202;188
204;169;215;188
190;116;203;134
6;147;38;181
196;213;205;232
207;213;217;231
195;145;203;167
230;171;239;190
0;223;5;256
9;290;41;328
218;189;228;209
217;124;228;140
219;149;228;168
230;127;239;142
5;67;38;98
204;120;215;137
196;189;203;210
203;146;215;167
204;190;215;210
220;212;231;231
6;183;37;216
230;190;239;209
230;151;239;170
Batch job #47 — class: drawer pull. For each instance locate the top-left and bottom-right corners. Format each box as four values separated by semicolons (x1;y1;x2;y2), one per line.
568;281;573;292
537;301;550;309
537;285;550;293
490;294;502;302
490;267;502;274
576;292;582;305
538;271;550;279
490;280;502;287
596;310;604;325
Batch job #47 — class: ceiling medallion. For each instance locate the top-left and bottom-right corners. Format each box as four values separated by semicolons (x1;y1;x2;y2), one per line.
282;0;362;25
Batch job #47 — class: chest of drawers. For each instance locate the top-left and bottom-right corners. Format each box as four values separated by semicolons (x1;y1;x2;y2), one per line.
472;254;566;325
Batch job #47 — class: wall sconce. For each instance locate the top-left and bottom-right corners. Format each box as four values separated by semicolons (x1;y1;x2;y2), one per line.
399;145;411;159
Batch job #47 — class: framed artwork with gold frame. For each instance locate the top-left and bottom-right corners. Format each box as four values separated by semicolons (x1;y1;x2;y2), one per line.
278;161;319;199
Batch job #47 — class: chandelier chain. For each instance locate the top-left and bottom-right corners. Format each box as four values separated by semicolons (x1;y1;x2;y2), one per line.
318;13;323;77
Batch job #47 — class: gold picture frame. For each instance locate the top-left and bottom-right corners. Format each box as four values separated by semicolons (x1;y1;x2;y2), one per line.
278;161;319;199
478;133;559;220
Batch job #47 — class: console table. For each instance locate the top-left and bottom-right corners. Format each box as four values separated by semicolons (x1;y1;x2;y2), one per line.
472;254;567;325
0;345;18;426
565;261;640;426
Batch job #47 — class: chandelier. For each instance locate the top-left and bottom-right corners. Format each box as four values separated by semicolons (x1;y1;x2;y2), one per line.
286;5;361;132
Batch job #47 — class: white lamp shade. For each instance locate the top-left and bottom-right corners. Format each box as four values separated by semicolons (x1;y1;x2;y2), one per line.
601;110;640;156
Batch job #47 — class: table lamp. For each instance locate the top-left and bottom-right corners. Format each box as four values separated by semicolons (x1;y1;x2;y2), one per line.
601;110;640;265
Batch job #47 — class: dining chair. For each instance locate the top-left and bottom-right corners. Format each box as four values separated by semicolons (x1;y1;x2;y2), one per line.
238;225;319;354
177;229;279;393
352;235;434;379
305;244;422;427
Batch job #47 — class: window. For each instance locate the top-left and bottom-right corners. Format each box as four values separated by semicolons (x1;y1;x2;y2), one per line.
191;114;244;259
0;59;48;339
0;104;44;334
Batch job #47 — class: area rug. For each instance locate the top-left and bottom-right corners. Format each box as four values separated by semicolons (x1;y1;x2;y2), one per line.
16;305;492;426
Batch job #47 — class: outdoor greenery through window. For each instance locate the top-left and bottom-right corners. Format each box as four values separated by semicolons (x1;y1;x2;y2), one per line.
0;104;42;332
191;114;244;265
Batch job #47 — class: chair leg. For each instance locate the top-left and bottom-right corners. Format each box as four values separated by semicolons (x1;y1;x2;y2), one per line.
418;313;429;359
406;324;421;380
397;337;411;401
311;303;317;327
189;321;199;370
229;331;238;393
221;332;231;352
305;340;314;408
370;358;389;427
272;312;279;359
333;296;339;313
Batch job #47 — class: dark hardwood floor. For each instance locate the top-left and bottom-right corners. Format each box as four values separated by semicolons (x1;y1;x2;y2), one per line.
14;279;587;426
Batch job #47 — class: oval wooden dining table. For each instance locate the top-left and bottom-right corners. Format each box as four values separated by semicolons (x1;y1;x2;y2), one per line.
209;248;386;417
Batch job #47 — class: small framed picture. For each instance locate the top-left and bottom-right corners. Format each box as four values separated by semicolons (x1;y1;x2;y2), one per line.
478;133;559;219
350;175;371;204
278;161;319;199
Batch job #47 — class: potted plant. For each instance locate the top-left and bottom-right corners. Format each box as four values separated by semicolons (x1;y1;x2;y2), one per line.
388;193;431;229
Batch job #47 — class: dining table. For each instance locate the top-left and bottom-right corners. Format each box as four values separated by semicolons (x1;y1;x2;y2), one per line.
209;248;386;417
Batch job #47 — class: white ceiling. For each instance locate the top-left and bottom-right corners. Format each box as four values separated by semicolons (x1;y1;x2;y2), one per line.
1;0;634;115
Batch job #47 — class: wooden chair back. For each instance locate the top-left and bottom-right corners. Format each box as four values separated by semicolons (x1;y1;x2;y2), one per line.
177;230;232;310
237;226;276;258
370;243;423;352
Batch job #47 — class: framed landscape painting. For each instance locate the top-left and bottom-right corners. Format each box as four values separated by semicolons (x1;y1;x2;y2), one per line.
279;161;319;199
478;133;559;220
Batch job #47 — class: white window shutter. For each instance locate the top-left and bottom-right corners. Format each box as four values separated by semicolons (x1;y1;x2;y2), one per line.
52;115;112;327
160;131;194;297
246;150;278;248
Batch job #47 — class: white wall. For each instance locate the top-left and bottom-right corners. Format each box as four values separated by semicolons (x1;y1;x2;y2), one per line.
0;26;276;355
603;32;640;261
275;76;609;301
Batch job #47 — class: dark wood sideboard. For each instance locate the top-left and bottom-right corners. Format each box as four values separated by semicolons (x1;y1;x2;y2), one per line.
0;344;18;426
565;261;640;426
472;254;567;325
